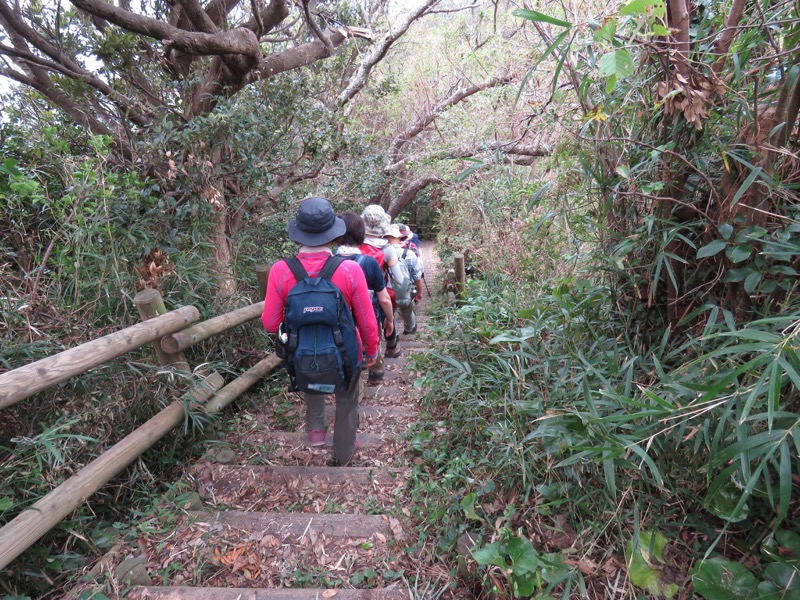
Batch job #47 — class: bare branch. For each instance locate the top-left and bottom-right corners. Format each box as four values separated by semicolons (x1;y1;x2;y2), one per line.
711;0;747;76
386;75;512;169
302;0;334;55
69;0;261;60
388;141;550;172
429;1;479;15
253;28;348;80
250;166;324;210
175;0;218;33
338;0;441;105
387;175;445;217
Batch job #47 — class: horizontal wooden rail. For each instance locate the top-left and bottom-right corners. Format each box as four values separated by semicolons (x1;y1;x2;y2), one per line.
0;372;225;570
0;306;201;410
204;353;282;414
161;302;264;354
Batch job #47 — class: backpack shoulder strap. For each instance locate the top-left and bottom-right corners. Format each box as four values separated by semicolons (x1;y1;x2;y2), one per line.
401;247;408;260
318;254;346;282
284;257;308;283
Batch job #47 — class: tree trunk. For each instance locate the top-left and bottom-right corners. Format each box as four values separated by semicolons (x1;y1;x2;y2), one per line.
213;210;237;297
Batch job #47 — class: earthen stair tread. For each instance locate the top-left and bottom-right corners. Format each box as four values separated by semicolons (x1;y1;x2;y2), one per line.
267;431;389;448
128;586;408;599
187;509;392;539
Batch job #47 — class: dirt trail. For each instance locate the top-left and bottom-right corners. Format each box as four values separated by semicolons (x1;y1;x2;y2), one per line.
110;245;442;599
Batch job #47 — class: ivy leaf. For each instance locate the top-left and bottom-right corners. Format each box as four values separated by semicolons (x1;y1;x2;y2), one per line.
511;573;536;597
626;531;679;598
507;536;539;575
472;542;507;569
598;49;634;81
594;19;617;43
619;0;666;17
692;558;760;600
697;240;727;259
723;267;753;283
718;223;734;240
620;0;654;15
651;23;669;36
763;562;800;596
460;493;483;521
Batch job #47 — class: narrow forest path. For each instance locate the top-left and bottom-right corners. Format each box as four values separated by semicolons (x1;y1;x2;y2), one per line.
108;246;443;600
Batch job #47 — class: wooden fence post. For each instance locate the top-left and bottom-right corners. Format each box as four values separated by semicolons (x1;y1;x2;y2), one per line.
134;289;191;372
454;253;466;302
256;264;270;301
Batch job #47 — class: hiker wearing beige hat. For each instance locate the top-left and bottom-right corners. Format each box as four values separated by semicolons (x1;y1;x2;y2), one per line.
385;223;422;334
359;205;406;383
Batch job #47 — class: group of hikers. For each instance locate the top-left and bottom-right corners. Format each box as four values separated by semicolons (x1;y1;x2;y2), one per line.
261;198;425;466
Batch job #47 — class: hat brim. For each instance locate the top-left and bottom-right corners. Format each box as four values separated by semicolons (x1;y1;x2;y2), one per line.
364;225;388;237
288;217;346;246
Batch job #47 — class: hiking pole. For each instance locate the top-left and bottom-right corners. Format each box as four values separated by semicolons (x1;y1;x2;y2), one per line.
421;273;431;296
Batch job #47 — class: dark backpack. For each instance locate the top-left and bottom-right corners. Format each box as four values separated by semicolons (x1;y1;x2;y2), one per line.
277;255;360;395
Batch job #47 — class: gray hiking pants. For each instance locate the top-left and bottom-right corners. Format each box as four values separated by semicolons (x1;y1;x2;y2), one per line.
396;298;416;333
303;365;363;465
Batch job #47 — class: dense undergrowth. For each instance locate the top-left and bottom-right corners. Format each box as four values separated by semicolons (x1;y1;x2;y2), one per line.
404;0;800;597
0;125;286;597
412;267;800;598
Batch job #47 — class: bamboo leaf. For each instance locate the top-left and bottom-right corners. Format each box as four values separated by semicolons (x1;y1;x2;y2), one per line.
777;439;791;523
512;9;573;28
628;442;664;487
767;359;782;430
514;30;570;106
731;166;762;207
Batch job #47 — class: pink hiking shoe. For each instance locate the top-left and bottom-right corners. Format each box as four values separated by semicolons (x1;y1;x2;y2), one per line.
308;429;326;447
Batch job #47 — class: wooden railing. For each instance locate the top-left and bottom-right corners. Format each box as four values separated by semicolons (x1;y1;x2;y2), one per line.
0;287;279;570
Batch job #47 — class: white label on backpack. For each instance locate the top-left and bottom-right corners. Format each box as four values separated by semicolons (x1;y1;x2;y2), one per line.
303;306;324;313
308;383;336;393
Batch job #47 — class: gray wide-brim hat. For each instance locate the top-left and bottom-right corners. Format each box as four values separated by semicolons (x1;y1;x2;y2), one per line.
361;204;390;237
288;197;346;246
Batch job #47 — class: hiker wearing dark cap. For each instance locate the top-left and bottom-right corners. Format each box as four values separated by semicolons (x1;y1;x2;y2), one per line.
262;197;378;466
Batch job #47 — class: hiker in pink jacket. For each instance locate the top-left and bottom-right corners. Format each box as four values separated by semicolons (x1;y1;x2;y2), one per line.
262;197;378;466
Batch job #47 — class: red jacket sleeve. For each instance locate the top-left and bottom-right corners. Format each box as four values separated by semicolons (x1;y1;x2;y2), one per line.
261;261;288;334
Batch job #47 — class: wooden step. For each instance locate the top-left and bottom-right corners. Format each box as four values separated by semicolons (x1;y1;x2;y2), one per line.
128;586;408;599
190;464;406;512
187;510;392;539
268;431;386;449
359;405;416;419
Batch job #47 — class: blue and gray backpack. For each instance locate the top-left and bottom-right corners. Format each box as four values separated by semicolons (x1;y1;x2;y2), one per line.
277;255;361;394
